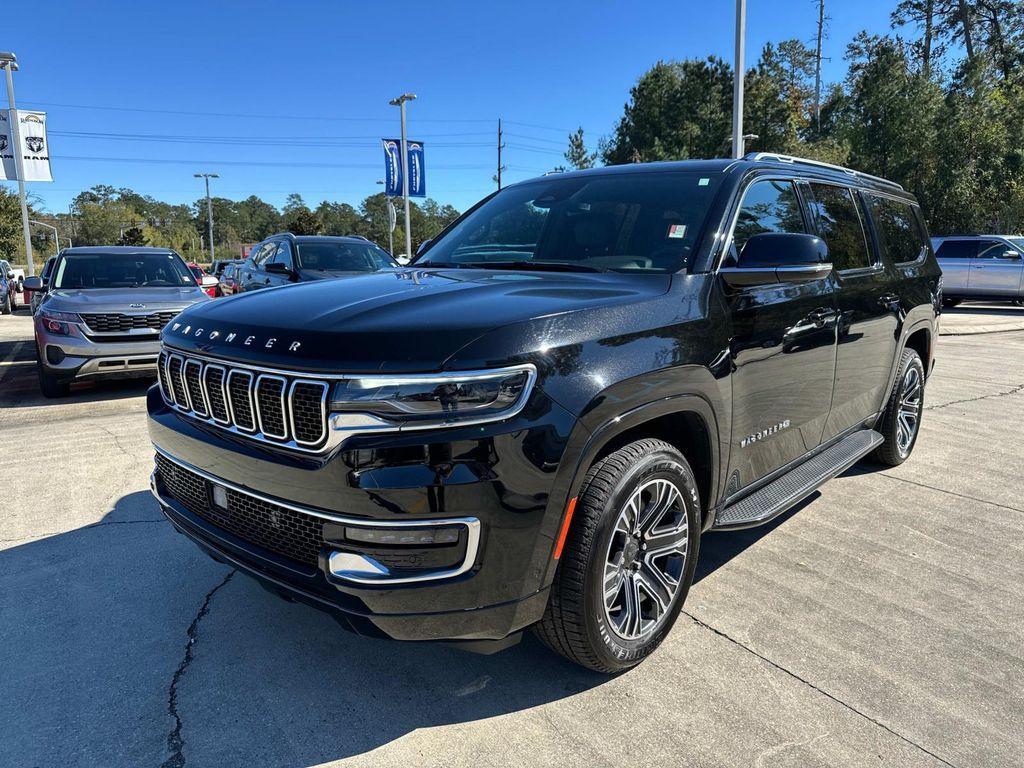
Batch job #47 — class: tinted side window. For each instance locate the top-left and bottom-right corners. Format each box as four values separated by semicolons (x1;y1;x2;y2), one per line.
733;179;805;258
253;242;274;266
808;183;872;271
935;240;976;260
276;241;294;268
871;196;923;264
975;240;1009;259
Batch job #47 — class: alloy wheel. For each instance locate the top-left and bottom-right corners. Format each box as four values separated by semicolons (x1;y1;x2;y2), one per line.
896;365;923;456
603;478;689;641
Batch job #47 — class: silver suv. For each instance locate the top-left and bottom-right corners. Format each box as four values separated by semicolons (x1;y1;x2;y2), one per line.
24;246;209;397
932;235;1024;306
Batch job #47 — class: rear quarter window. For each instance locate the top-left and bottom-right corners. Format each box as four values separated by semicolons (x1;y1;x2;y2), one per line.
870;196;927;265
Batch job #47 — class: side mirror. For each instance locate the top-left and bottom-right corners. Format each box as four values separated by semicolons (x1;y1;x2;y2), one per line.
263;262;292;275
721;233;833;287
5;271;13;280
998;250;1022;260
22;276;43;293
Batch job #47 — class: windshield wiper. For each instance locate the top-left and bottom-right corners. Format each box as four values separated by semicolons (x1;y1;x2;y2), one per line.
455;260;611;273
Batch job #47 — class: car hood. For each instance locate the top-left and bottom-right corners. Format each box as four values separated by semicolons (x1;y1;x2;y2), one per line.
45;286;209;312
163;268;672;373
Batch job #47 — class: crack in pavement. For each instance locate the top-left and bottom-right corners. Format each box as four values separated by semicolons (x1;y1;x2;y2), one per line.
0;518;167;544
875;472;1024;515
925;383;1024;411
162;570;235;768
683;612;958;768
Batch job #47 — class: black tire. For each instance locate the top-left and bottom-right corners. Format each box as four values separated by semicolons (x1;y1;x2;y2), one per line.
872;348;925;466
1;292;10;315
37;361;71;398
942;298;961;308
534;439;700;673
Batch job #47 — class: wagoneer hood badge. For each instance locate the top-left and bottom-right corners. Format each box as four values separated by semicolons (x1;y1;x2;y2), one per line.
167;321;302;353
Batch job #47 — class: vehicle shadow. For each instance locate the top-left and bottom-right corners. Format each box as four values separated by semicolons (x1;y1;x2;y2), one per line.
1;480;818;766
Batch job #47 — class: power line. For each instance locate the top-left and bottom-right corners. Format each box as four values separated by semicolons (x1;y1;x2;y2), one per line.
50;154;501;170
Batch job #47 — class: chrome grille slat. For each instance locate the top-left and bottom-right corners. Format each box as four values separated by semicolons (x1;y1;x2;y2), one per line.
159;348;331;452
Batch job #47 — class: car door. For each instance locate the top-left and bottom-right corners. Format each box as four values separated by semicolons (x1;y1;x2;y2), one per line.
722;177;839;493
812;185;901;439
969;239;1023;297
238;241;272;292
934;239;975;295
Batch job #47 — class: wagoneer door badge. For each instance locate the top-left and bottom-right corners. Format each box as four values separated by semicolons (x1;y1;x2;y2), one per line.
169;322;302;352
741;419;791;448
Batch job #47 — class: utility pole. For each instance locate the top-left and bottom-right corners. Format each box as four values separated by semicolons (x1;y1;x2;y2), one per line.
0;52;35;275
389;93;416;260
496;118;506;190
194;172;219;263
814;0;826;132
731;0;747;159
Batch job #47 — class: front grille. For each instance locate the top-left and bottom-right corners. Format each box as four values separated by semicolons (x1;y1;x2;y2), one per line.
155;453;324;567
82;311;178;334
158;349;329;449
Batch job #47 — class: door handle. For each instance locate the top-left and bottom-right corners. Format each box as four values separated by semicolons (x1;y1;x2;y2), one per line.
878;293;900;307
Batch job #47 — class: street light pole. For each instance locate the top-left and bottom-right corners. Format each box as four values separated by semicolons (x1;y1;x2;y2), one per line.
731;0;747;159
29;219;62;254
389;93;416;260
194;173;219;264
0;52;35;275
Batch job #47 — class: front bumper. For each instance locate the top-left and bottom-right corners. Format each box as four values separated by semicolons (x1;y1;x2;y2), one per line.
35;319;161;380
147;383;577;642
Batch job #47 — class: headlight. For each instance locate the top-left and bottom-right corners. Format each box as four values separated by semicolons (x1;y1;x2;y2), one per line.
329;365;536;430
39;309;83;336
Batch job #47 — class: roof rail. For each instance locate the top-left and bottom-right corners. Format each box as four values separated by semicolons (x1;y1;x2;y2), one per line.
743;152;904;191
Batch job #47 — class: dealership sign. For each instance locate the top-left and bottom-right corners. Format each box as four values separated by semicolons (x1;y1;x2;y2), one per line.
381;138;425;198
0;109;52;182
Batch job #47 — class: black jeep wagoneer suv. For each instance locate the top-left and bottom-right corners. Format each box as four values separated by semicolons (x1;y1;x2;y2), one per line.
149;154;940;672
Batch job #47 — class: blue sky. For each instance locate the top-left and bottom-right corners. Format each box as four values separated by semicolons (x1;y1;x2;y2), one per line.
5;0;903;215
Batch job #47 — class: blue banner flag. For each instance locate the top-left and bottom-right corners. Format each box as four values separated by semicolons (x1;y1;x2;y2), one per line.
382;139;426;198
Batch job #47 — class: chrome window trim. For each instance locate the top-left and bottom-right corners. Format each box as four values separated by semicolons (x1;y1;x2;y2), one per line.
201;364;230;425
183;358;208;417
803;180;879;274
225;369;257;433
151;446;481;585
288;379;329;447
254;374;289;441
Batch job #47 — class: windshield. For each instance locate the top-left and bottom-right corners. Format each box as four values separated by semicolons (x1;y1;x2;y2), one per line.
52;252;197;289
416;171;720;273
296;242;395;272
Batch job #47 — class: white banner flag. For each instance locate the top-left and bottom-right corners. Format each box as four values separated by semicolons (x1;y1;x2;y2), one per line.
0;109;53;182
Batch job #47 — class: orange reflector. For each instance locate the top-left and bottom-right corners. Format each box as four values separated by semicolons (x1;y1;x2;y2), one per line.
553;497;577;560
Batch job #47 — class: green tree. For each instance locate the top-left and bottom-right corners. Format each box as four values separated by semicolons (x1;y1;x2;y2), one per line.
0;188;20;260
316;201;360;236
118;226;148;246
564;127;597;169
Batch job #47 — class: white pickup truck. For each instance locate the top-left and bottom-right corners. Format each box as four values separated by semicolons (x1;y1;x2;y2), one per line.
933;235;1024;306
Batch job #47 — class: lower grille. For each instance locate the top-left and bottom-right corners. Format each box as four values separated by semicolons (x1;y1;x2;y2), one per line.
155;453;324;567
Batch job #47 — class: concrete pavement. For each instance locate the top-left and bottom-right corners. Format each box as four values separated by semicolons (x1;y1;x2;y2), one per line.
1;306;1022;768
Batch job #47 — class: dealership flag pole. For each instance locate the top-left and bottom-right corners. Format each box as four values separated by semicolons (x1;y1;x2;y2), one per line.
1;53;35;275
390;93;416;260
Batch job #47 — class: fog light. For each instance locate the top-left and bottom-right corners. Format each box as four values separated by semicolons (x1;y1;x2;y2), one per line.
45;345;65;365
344;526;460;546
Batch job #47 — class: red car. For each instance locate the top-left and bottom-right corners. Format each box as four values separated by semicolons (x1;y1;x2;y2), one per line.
187;263;219;298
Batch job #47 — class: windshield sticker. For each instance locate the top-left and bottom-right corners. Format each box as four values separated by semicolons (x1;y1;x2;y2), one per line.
667;224;687;239
698;178;710;186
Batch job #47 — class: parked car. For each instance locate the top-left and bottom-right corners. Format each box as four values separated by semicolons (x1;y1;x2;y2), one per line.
23;246;210;397
186;263;220;298
1;260;19;313
30;256;57;314
236;233;396;292
211;258;243;279
217;262;242;297
148;154;939;673
0;270;13;315
931;234;1024;306
0;258;25;292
